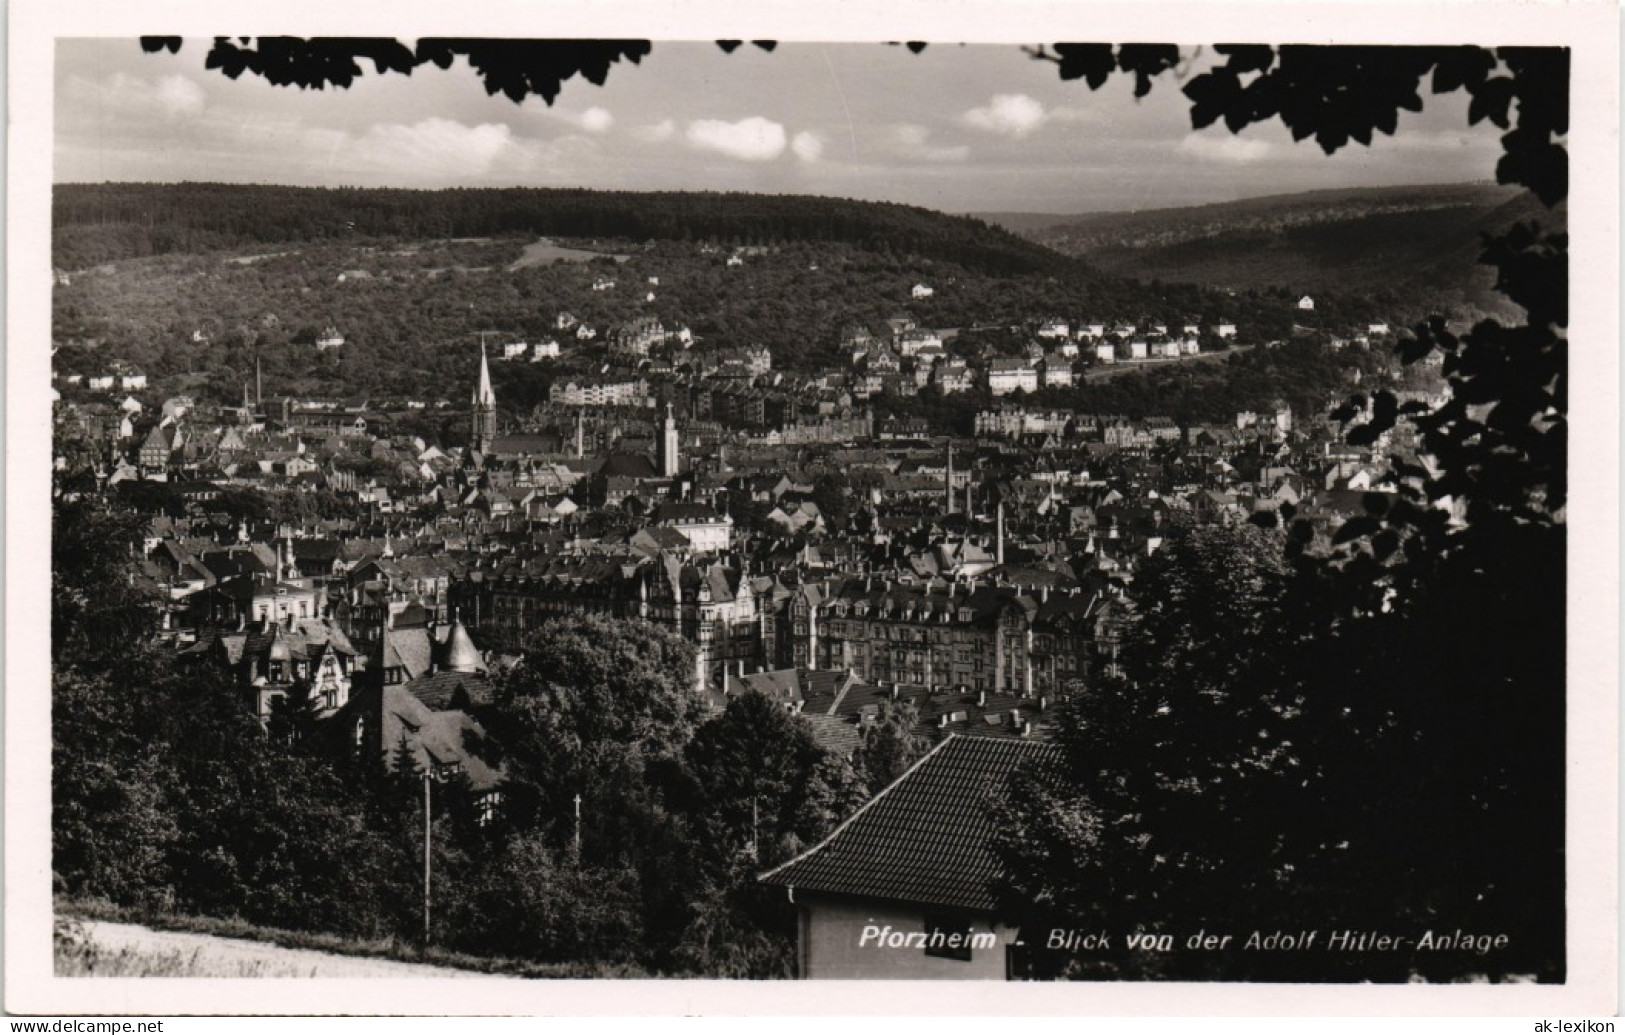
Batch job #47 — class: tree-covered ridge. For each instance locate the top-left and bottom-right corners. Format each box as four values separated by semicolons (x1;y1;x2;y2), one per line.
992;182;1527;246
998;184;1560;318
53;183;1068;276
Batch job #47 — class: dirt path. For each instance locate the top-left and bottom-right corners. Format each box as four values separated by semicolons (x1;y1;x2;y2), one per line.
73;920;502;978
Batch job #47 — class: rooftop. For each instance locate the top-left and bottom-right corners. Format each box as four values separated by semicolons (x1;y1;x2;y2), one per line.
759;734;1059;912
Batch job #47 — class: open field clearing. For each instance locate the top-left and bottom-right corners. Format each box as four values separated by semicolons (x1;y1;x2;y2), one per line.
509;238;628;269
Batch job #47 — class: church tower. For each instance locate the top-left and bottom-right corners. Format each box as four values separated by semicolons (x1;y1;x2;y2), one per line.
471;342;497;453
657;402;680;478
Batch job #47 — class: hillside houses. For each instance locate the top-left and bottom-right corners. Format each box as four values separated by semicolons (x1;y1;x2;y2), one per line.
987;358;1038;397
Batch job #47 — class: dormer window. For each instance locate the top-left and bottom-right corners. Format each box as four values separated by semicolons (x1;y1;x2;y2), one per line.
434;760;463;782
959;608;973;622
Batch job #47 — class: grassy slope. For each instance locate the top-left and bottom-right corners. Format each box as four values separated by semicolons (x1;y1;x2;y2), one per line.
55;897;654;978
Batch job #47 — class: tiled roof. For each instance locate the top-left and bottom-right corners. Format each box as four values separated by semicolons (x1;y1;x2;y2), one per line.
759;734;1059;912
403;670;495;711
728;668;806;704
802;713;862;758
377;687;502;791
654;501;726;524
384;626;435;680
598;452;658;479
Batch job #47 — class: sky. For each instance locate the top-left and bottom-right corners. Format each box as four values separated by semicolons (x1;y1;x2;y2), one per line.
54;38;1509;215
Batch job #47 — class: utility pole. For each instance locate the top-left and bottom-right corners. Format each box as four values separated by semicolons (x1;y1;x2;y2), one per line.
422;771;432;949
573;793;582;859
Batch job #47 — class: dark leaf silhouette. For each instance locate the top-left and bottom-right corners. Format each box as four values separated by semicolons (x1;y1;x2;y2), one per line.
149;37;653;106
1047;43;1116;89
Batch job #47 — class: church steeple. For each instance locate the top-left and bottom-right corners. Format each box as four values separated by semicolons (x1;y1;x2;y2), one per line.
471;341;497;453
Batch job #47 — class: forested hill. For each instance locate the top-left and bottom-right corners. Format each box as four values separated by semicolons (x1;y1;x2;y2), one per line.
979;182;1560;317
53;183;1069;277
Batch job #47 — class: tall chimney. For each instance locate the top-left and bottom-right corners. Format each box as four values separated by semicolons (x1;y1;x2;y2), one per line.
996;501;1005;566
255;354;263;406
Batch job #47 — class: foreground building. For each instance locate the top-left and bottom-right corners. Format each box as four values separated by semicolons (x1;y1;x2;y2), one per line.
759;734;1060;979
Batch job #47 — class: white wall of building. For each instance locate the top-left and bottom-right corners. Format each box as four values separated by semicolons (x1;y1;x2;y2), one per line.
795;893;1015;980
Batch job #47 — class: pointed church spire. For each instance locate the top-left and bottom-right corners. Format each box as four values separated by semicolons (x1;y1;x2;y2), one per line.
473;341;497;408
471;342;498;454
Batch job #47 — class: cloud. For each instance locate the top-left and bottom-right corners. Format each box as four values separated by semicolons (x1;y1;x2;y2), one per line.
887;123;969;163
1178;132;1272;164
1382;128;1500;153
573;107;614;134
791;131;826;162
352;118;516;177
633;119;676;143
154;75;206;117
64;72;207;120
962;94;1048;137
1048;105;1107;128
685;117;787;161
525;103;614;134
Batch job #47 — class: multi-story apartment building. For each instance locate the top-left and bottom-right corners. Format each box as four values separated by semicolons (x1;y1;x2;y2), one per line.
786;576;1098;699
645;556;763;693
548;377;649;408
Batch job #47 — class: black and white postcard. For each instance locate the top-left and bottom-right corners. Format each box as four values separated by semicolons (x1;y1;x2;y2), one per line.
6;0;1619;1019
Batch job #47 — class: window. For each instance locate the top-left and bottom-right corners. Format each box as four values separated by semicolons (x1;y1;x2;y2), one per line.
476;790;503;827
434;760;463;782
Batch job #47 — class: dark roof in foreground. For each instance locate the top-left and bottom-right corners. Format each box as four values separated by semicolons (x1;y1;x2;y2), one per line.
758;734;1059;912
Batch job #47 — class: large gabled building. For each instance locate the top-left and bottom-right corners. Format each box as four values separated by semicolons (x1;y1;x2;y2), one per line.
787;574;1098;699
